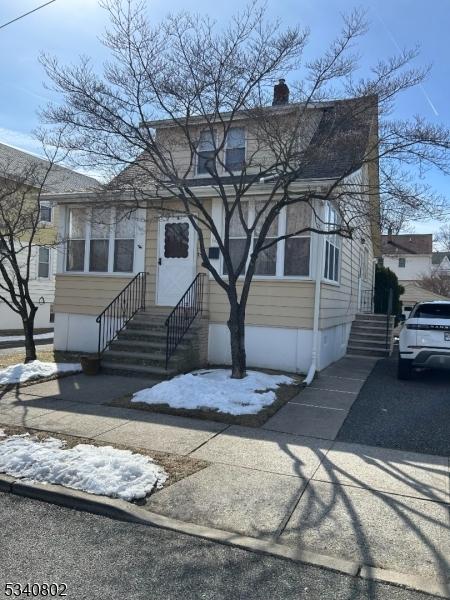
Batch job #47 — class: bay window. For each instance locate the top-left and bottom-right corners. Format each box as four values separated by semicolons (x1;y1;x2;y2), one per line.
222;201;312;278
66;206;137;274
323;203;341;283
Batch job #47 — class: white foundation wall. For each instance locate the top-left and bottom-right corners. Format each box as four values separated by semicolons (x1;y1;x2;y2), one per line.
0;302;52;330
54;313;99;353
318;321;352;370
208;322;351;374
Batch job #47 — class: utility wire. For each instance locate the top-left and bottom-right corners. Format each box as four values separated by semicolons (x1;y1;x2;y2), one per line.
0;0;56;31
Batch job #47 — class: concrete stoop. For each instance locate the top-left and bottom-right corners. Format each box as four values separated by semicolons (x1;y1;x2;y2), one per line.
101;308;209;379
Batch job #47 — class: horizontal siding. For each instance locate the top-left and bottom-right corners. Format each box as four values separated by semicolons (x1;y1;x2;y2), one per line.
54;275;133;315
208;280;315;329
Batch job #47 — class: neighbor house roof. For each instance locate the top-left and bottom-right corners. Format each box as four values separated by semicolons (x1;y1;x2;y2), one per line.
112;95;377;190
0;142;98;194
432;251;450;265
381;234;433;256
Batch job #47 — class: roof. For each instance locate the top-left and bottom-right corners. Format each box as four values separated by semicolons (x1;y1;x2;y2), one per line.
113;95;377;190
432;251;450;265
0;142;98;194
381;234;433;256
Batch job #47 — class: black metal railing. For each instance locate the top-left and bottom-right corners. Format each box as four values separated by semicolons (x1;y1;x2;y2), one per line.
165;273;206;369
96;272;146;356
385;287;394;352
359;289;374;313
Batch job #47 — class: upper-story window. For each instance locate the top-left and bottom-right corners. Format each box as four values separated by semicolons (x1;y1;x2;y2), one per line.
323;203;341;283
398;257;406;268
197;130;216;175
66;207;137;274
225;127;245;172
39;202;52;223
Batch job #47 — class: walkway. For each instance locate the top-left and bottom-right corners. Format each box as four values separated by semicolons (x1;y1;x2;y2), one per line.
0;359;448;595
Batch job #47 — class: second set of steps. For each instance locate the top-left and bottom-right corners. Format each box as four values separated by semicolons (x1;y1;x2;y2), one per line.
347;313;395;358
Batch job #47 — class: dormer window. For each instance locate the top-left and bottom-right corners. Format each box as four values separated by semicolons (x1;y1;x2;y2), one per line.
225;127;245;171
197;130;216;175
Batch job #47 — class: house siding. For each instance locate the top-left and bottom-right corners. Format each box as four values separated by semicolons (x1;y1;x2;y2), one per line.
53;274;133;315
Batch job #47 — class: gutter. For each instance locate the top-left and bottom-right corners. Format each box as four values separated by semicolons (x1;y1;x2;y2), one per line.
305;232;324;385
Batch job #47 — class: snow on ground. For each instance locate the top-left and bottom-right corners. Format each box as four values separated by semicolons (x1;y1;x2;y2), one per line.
0;332;54;342
132;369;296;415
0;361;81;385
0;431;167;501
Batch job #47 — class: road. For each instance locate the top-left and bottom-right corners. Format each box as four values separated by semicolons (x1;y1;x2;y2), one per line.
338;355;450;455
0;493;434;600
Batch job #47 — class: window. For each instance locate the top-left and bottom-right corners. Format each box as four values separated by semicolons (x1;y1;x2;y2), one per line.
114;209;136;271
163;222;189;259
66;207;137;273
39;203;52;223
361;246;370;281
225;127;245;171
398;257;406;268
197;130;216;175
224;204;248;276
411;303;450;319
222;201;312;278
66;208;86;271
38;247;50;278
284;203;312;276
89;208;110;272
323;203;341;283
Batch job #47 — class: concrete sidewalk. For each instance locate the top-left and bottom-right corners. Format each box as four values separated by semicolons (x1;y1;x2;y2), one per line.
0;359;449;593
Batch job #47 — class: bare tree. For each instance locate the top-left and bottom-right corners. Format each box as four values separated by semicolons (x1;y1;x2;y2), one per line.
417;269;450;298
0;159;55;362
40;1;450;377
434;224;450;251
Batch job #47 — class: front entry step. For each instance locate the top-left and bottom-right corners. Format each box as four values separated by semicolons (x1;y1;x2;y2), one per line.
100;307;208;378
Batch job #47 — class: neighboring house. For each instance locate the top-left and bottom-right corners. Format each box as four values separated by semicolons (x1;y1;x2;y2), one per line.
432;251;450;276
0;142;97;330
47;94;380;374
381;233;448;308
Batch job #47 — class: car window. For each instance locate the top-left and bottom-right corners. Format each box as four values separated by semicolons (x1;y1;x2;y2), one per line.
413;304;450;319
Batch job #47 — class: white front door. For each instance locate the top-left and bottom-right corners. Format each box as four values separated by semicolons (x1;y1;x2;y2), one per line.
156;216;197;306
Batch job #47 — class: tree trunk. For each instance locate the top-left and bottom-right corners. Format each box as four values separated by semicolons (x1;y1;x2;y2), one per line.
23;313;37;363
227;301;246;379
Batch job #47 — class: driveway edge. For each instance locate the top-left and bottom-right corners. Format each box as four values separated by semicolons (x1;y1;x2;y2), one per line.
0;475;448;598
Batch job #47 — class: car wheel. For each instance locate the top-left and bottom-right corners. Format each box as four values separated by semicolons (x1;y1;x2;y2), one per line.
398;357;413;380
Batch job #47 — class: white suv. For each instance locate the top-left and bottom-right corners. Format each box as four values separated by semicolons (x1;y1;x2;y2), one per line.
398;301;450;379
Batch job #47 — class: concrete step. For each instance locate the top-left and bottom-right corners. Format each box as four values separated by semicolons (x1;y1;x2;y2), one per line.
102;349;184;368
101;360;177;379
355;313;395;322
110;338;188;353
118;329;195;343
348;338;389;349
347;345;390;358
351;322;393;333
349;330;390;340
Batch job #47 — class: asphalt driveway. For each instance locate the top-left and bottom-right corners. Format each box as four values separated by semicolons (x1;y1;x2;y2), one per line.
337;354;450;456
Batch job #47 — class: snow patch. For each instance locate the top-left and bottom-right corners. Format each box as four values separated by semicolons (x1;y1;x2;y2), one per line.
0;361;81;385
0;434;167;501
132;369;296;415
0;332;53;342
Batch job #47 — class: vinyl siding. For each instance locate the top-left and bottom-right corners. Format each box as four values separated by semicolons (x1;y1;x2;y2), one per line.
53;274;133;315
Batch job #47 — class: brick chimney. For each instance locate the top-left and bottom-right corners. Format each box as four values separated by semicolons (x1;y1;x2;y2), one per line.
272;79;289;106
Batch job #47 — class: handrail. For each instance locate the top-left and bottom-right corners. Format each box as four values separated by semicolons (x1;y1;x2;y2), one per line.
385;287;394;353
96;272;146;356
165;273;206;369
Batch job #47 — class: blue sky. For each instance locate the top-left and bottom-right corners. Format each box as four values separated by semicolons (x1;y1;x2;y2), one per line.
0;0;449;233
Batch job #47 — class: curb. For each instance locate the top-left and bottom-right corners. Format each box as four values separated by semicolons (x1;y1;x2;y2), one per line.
0;474;448;598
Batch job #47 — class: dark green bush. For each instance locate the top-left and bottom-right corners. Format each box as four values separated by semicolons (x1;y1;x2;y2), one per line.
374;264;404;315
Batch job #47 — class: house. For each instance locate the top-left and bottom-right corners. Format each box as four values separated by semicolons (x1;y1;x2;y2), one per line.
0;142;97;330
381;233;448;308
432;251;450;276
46;93;381;375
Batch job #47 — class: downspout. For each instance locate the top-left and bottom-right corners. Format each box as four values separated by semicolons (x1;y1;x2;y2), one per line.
305;232;324;385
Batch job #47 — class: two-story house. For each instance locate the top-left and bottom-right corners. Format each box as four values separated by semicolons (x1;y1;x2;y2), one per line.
46;93;381;376
0;142;97;330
